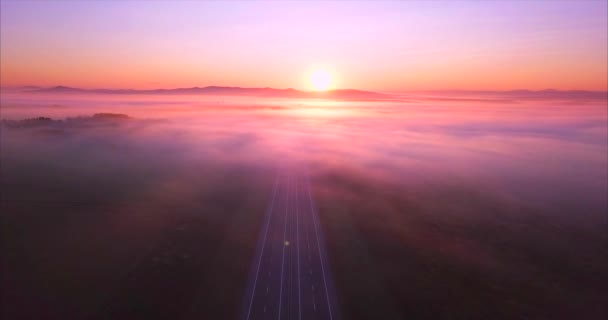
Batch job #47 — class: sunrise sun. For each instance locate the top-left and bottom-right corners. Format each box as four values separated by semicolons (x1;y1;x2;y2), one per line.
310;70;332;91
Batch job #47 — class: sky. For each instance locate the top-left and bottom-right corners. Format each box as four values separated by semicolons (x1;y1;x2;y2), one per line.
1;0;607;91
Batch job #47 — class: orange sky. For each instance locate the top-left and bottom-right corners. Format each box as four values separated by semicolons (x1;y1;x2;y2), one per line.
1;1;607;91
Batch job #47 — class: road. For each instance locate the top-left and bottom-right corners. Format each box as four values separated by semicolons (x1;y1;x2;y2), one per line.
241;166;339;320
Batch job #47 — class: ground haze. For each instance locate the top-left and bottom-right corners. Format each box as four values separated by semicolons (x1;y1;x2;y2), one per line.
2;91;606;319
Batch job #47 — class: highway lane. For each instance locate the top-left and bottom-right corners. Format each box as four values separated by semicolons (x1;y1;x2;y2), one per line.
242;167;339;320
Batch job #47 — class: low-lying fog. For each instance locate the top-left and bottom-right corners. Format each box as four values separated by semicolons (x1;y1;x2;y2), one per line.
2;92;607;319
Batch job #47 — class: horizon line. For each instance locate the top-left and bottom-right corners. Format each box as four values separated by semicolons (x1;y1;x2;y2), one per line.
2;84;607;94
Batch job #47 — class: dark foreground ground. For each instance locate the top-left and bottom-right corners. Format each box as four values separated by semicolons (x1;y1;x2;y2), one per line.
2;114;607;319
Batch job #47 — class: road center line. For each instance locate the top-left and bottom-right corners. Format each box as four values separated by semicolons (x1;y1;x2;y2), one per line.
307;173;334;320
277;171;290;320
245;168;280;320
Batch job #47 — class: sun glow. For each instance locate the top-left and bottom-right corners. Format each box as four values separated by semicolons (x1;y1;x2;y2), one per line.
310;70;332;91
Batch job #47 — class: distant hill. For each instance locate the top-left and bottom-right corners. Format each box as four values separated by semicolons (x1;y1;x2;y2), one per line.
414;89;607;100
39;86;87;93
17;86;605;101
25;85;390;100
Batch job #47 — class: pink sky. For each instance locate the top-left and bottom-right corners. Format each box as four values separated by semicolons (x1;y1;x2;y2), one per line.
1;1;607;91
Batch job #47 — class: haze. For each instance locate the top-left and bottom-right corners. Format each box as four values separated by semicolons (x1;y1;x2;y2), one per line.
1;1;607;320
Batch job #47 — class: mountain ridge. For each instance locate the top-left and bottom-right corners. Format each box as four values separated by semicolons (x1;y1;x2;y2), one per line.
20;85;390;99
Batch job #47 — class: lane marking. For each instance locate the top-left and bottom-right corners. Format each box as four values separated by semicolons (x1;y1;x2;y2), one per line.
296;174;302;320
277;171;290;320
245;169;281;320
307;174;334;320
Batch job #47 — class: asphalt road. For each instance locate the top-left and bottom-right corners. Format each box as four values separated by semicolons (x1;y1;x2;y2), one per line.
241;167;340;320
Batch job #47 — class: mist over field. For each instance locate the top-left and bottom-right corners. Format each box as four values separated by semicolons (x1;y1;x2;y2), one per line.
2;92;607;319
